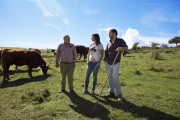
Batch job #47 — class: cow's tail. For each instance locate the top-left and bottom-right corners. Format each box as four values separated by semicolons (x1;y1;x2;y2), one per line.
1;49;6;71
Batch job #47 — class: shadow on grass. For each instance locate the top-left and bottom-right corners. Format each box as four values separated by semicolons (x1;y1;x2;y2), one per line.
92;95;179;120
0;74;51;88
64;91;110;120
126;56;135;57
8;69;41;75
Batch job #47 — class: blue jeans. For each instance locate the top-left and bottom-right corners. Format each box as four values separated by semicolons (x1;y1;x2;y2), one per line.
105;62;122;96
85;62;100;91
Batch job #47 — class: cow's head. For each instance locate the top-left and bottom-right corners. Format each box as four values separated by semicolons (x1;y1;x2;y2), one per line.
41;63;49;74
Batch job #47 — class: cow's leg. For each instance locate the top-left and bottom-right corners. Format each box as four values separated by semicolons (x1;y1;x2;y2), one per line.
3;68;6;81
28;67;33;78
15;65;18;70
6;65;10;80
84;54;87;61
3;64;10;81
79;54;82;60
81;54;86;63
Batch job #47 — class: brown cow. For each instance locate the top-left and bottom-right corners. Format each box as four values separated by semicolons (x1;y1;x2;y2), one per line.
51;49;57;56
0;49;2;73
1;49;49;81
75;45;89;61
15;48;41;70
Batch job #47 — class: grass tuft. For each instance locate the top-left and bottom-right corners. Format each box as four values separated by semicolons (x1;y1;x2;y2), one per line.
151;50;161;59
149;64;164;72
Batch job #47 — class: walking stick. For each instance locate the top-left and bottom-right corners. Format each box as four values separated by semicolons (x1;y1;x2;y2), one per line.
91;52;120;114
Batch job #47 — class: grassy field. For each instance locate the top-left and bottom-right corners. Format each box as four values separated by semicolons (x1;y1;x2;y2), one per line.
0;47;180;120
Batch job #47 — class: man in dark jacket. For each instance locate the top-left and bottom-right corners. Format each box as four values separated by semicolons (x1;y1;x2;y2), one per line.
103;29;128;101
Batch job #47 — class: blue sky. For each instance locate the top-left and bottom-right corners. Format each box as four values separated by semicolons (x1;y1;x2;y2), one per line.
0;0;180;49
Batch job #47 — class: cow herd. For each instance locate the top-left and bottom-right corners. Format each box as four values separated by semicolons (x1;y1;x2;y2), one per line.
0;45;127;81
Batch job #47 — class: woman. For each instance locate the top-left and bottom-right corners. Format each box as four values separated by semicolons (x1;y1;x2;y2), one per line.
82;33;104;96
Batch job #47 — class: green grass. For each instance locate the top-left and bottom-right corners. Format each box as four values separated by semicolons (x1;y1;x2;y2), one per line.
0;47;180;120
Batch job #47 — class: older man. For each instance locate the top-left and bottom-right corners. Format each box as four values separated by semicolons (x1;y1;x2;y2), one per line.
104;29;128;101
56;35;77;95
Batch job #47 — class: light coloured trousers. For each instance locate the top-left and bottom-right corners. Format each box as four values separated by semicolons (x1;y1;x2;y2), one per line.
60;62;75;91
105;62;122;96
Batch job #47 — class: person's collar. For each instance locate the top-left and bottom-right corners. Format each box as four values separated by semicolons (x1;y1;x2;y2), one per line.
64;42;70;46
110;37;117;44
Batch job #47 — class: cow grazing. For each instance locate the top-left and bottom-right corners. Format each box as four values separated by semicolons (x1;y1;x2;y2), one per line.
1;49;49;81
51;49;57;56
15;49;41;70
0;49;2;73
75;45;89;61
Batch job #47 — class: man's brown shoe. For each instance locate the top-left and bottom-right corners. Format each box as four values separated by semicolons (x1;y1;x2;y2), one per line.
104;92;115;98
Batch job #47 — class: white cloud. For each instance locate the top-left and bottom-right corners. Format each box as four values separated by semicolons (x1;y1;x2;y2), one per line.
28;0;34;1
35;0;63;17
139;36;170;45
142;7;180;29
83;9;99;14
122;28;140;49
44;22;61;31
33;0;68;25
179;29;180;33
121;28;171;49
63;17;69;25
157;32;176;36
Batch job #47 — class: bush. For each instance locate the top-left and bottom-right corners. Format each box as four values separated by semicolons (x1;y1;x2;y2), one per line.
140;46;151;50
151;42;159;49
161;44;168;48
151;51;160;59
132;42;139;50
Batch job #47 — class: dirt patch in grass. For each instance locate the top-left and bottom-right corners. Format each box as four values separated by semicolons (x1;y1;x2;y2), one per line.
21;89;50;104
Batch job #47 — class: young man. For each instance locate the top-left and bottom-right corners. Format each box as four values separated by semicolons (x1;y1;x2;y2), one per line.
56;35;77;95
104;29;128;101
